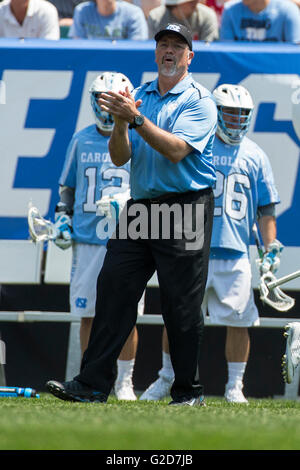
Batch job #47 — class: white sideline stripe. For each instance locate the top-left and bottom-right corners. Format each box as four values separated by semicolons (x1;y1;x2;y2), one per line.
0;311;298;328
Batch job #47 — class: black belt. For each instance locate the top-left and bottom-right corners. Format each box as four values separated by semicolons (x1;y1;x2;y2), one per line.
148;189;211;203
134;188;212;204
148;192;181;203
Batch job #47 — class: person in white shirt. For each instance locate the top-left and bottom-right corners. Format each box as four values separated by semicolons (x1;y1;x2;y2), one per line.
0;0;60;39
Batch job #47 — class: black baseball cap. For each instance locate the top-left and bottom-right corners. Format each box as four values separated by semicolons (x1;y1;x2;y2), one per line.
154;23;193;51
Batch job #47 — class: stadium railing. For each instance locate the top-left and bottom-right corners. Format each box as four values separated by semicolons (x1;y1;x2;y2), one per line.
0;240;299;400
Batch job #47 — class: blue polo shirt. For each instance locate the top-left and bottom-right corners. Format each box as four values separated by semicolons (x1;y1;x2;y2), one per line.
129;74;217;200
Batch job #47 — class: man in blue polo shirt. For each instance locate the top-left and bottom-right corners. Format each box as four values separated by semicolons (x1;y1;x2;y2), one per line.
46;23;217;406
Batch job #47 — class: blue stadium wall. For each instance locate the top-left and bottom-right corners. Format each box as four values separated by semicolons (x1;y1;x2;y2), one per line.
0;39;300;397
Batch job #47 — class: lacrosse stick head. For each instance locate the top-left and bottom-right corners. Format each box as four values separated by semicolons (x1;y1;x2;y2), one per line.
259;271;295;312
27;203;58;243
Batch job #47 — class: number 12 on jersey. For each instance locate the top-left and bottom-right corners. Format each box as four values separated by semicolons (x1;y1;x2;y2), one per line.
83;167;130;213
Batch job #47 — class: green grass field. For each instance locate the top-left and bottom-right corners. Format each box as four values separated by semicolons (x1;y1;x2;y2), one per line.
0;394;300;451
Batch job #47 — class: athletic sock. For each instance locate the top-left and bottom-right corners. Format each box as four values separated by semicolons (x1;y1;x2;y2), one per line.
116;359;135;384
226;361;247;389
158;352;174;382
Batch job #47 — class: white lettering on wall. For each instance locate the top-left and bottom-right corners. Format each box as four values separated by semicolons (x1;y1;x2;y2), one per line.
242;74;300;217
0;70;72;217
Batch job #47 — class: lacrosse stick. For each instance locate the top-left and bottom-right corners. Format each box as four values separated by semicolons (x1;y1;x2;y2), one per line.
27;202;59;243
252;223;296;312
267;270;300;290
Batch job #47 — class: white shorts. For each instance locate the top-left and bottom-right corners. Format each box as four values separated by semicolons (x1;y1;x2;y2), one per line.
70;243;145;318
202;257;259;327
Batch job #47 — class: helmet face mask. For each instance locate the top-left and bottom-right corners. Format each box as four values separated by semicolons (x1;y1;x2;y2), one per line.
217;105;253;145
90;91;114;132
89;72;133;132
213;84;254;145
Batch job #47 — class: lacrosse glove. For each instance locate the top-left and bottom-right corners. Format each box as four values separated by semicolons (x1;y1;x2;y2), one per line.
260;239;283;274
96;189;130;220
54;202;73;250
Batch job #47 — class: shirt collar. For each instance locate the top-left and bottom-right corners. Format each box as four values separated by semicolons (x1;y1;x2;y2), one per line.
145;73;193;96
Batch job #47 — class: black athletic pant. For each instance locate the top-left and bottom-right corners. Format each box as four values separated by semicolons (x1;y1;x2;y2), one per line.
76;188;214;401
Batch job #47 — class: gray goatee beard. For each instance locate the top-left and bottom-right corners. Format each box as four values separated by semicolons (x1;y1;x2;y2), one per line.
160;58;177;77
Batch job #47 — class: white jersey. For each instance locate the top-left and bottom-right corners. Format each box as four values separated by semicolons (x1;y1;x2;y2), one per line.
59;124;130;245
210;135;280;258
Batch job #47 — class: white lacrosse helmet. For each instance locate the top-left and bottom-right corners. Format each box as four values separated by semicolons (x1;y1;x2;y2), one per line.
213;84;254;145
89;72;133;132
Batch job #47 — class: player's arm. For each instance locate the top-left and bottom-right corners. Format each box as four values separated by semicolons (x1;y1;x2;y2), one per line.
257;209;276;249
99;88;192;164
54;185;75;250
59;185;75;210
108;120;132;167
257;205;282;273
134;117;193;164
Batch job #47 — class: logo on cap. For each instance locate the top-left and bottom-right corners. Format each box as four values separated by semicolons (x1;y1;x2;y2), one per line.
166;24;181;33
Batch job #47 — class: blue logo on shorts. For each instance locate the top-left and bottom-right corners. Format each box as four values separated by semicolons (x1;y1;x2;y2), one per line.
76;297;87;309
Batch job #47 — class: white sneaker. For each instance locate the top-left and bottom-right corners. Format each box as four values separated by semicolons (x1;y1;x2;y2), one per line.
114;378;137;401
139;376;173;401
282;322;300;384
225;383;248;404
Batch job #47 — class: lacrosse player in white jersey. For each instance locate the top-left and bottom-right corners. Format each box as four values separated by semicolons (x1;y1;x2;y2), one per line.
54;72;143;400
140;83;282;404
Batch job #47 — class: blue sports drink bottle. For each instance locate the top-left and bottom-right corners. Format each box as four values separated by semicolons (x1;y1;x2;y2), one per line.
0;386;40;398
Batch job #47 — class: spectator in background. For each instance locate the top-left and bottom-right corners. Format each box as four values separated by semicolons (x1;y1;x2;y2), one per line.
69;0;148;40
48;0;85;26
147;0;219;42
199;0;229;24
123;0;162;18
0;0;60;39
220;0;300;42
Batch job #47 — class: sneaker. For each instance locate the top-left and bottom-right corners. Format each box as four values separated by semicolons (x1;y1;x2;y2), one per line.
46;379;107;403
139;376;173;401
282;322;300;384
168;395;206;406
114;378;137;401
225;383;248;404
